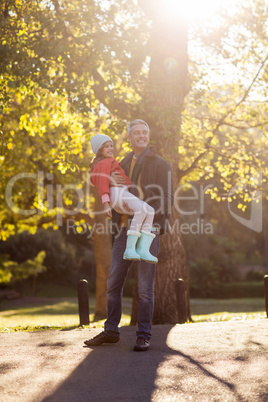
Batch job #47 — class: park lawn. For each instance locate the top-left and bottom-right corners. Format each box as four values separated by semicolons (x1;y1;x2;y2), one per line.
190;298;266;314
0;297;132;332
190;298;266;322
0;297;266;332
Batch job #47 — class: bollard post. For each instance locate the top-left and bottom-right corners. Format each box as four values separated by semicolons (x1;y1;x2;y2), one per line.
175;278;187;324
78;279;90;326
264;275;268;318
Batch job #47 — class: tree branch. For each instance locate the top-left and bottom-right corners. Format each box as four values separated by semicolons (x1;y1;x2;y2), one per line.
51;0;75;40
209;54;268;134
177;150;207;180
178;55;268;180
194;116;268;129
3;2;9;18
234;54;268;110
91;69;135;119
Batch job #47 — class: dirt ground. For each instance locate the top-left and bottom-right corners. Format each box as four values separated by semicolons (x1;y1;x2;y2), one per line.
0;319;268;402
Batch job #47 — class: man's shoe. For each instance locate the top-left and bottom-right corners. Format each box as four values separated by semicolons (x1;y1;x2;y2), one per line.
133;337;150;351
84;331;120;346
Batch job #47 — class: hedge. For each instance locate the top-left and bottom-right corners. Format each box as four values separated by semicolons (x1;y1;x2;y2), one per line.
190;281;265;299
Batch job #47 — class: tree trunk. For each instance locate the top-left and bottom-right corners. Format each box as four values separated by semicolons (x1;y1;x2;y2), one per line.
92;187;112;319
131;4;191;324
153;207;190;324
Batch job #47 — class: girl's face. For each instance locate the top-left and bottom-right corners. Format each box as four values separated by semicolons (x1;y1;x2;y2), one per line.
101;141;114;158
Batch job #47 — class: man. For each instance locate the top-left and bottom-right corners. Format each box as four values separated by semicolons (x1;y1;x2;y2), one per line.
84;119;173;351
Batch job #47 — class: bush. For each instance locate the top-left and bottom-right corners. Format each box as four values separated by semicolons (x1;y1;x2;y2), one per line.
245;270;265;282
0;229;78;283
0;252;46;285
189;258;221;298
188;235;249;298
219;282;264;298
207;235;242;282
190;281;264;299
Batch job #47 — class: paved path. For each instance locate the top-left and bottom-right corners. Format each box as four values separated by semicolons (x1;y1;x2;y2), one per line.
0;320;268;401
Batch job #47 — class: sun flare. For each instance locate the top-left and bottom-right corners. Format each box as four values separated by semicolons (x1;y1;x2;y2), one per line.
161;0;236;21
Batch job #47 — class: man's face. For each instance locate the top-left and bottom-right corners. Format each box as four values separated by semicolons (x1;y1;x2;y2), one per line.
128;123;150;152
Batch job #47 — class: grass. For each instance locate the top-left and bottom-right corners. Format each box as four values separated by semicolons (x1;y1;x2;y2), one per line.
190;298;266;323
0;297;132;332
0;297;266;332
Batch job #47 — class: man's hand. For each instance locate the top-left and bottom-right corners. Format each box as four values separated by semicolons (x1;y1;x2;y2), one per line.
110;172;125;187
103;202;112;218
123;202;134;214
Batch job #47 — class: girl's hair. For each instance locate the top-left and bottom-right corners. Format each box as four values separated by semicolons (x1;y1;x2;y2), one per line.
90;141;110;170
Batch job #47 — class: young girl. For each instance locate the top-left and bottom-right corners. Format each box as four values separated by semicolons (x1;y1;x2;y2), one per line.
90;133;157;264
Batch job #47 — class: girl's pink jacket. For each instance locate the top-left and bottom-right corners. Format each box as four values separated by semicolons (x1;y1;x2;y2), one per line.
90;157;132;198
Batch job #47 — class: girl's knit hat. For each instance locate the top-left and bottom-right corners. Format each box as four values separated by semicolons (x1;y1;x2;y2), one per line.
90;133;113;154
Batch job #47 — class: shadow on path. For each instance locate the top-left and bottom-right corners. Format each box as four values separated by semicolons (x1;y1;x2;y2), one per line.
42;325;249;402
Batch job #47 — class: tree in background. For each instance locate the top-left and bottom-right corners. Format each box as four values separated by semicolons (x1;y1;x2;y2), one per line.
1;0;267;322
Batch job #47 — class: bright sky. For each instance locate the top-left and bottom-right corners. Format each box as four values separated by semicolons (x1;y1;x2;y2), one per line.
160;0;239;22
97;0;240;22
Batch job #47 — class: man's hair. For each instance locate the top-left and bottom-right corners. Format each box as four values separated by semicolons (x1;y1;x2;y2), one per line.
127;119;150;135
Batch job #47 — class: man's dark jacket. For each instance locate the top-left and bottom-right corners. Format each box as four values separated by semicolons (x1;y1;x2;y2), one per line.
111;148;174;235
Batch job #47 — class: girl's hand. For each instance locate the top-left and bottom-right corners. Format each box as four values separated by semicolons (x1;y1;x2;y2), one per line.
103;202;112;218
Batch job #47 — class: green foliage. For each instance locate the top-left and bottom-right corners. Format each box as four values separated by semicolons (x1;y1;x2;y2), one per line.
189;234;246;297
0;0;147;238
190;265;264;298
183;0;268;200
189;258;220;297
0;0;267;306
0;251;46;284
0;255;15;283
0;229;78;282
0;0;148;115
217;282;265;299
1;0;267;240
207;235;242;282
182;193;267;269
245;270;265;282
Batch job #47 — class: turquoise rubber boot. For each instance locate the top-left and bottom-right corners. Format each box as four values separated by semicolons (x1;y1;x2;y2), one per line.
136;231;158;264
123;231;141;261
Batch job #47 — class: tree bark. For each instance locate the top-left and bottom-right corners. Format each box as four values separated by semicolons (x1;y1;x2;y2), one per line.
92;187;112;319
153;208;190;324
